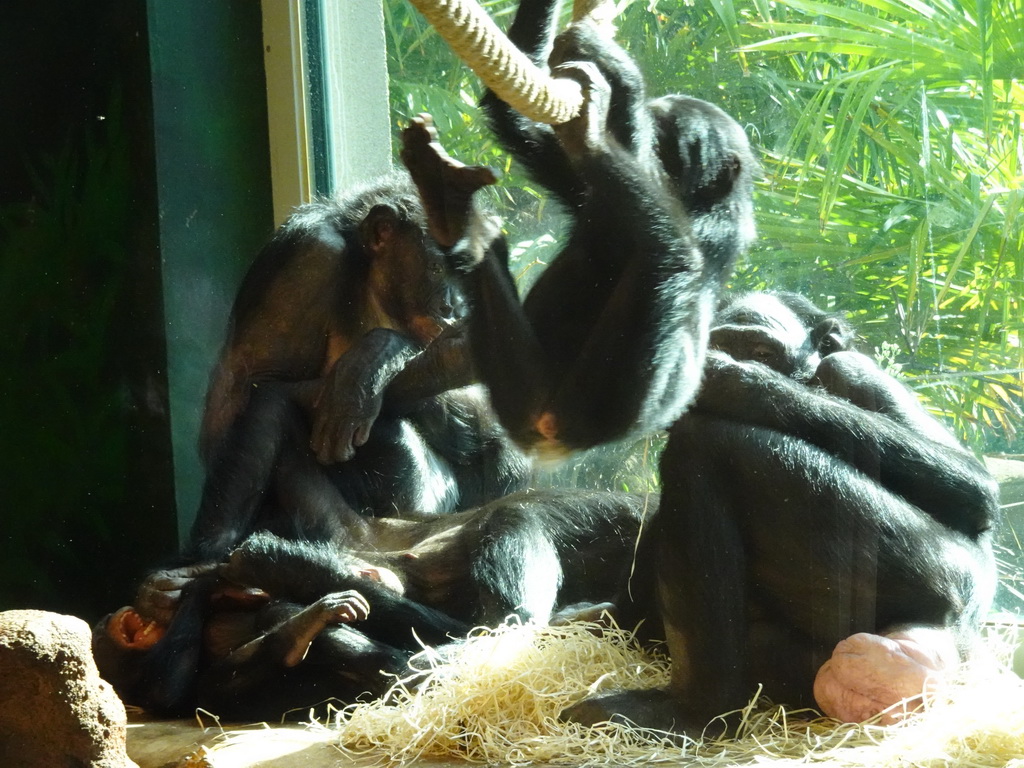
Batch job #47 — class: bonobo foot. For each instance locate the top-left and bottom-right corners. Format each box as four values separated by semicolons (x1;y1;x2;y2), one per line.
561;688;711;739
550;61;611;157
400;113;497;247
282;590;371;667
813;627;959;724
549;601;616;626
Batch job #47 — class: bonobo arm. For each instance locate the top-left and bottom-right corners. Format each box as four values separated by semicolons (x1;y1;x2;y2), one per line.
381;323;477;416
479;0;582;208
810;351;957;446
311;327;422;463
694;350;998;536
222;533;470;647
221;591;371;668
223;533;377;605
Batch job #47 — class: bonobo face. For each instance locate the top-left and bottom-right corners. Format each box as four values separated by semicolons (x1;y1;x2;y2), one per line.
383;222;469;344
709;293;821;381
90;607;164;701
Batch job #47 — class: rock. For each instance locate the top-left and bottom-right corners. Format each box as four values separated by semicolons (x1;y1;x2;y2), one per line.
0;609;137;768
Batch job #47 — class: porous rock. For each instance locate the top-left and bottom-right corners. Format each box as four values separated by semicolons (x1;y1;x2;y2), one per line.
0;609;137;768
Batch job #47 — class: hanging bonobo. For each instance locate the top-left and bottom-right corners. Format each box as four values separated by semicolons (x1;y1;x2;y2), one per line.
566;291;998;734
189;137;530;561
438;0;759;455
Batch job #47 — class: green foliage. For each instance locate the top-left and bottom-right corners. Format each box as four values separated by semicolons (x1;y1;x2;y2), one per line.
736;0;1024;450
384;0;1023;452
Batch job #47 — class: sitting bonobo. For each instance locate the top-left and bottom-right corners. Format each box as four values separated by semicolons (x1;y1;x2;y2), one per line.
187;119;530;562
567;291;998;733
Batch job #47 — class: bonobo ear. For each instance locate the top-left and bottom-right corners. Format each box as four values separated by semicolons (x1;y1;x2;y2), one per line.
811;317;854;356
358;204;402;254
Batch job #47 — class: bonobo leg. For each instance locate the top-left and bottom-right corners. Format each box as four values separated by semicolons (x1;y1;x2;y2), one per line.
398;113;553;450
567;414;992;734
186;383;362;561
470;504;562;624
327;416;462;519
404;389;531;510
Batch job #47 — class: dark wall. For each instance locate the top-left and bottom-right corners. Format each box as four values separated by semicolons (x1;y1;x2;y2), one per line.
0;0;273;622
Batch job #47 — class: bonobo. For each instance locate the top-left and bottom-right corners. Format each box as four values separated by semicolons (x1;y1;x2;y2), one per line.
189;128;530;560
94;489;651;719
567;292;999;733
451;0;757;454
93;548;467;720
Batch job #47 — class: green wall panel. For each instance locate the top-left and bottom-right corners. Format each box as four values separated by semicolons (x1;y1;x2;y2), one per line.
146;0;274;541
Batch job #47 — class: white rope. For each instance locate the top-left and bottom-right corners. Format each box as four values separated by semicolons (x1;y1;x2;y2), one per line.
406;0;586;124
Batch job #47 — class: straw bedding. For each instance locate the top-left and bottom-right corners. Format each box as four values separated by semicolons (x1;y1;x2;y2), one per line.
210;619;1024;767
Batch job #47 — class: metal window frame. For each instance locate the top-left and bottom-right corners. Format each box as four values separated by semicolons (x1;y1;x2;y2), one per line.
262;0;392;224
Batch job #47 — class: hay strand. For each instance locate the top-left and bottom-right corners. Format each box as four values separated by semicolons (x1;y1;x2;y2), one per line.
205;620;1024;767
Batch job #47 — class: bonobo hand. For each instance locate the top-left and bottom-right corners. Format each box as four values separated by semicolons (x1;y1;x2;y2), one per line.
134;563;218;626
311;354;387;465
550;60;612;158
282;590;372;667
693;350;779;417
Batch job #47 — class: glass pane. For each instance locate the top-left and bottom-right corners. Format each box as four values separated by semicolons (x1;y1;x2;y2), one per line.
382;0;1023;616
303;0;333;195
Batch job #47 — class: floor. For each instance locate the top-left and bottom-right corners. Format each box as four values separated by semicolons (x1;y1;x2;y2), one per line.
126;718;459;768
